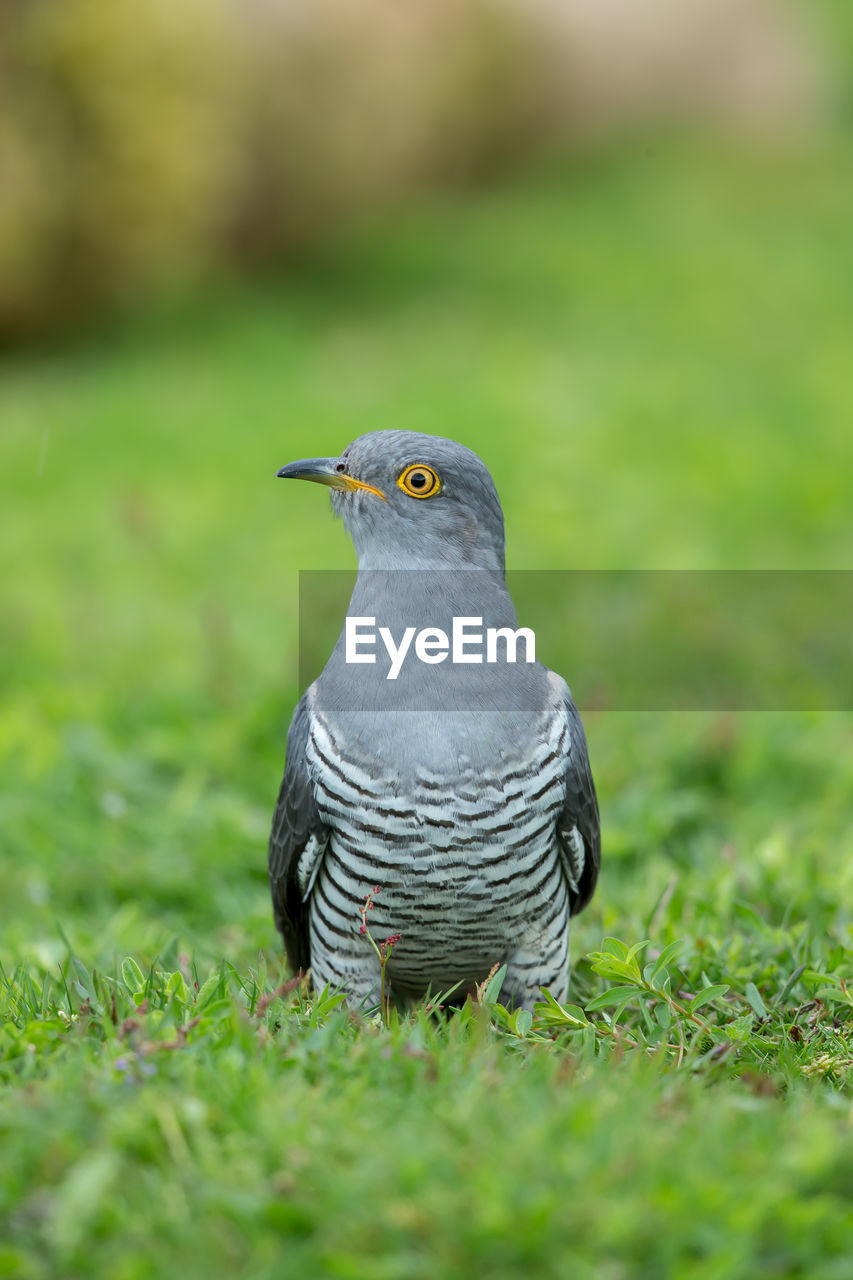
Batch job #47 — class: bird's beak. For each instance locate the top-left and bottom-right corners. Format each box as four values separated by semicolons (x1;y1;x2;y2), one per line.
276;457;386;501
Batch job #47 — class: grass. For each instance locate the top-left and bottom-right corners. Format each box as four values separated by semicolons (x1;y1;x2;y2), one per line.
2;135;853;1276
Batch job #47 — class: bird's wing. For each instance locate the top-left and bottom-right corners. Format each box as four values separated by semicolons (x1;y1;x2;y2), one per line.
268;690;329;973
554;680;601;916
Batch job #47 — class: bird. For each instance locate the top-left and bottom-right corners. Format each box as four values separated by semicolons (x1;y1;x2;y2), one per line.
269;430;599;1011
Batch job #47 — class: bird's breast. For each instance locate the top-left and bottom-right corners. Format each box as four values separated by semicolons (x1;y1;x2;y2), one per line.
305;693;569;968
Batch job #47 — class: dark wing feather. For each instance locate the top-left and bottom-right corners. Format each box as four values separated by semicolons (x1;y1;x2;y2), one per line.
556;687;601;916
268;692;328;973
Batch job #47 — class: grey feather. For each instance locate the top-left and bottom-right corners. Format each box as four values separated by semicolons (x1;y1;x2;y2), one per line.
556;684;601;915
268;691;328;973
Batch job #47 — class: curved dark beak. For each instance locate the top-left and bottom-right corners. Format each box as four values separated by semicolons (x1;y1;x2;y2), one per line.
276;457;386;500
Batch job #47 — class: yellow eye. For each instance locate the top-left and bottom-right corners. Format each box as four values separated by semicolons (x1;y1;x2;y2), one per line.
397;464;441;499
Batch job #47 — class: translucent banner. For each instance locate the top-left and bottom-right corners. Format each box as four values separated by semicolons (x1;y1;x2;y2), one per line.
296;570;853;711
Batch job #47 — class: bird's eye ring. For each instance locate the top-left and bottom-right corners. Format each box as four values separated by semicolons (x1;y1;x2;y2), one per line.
398;464;441;499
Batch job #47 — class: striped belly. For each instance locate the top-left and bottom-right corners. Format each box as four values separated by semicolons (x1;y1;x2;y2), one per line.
305;710;570;998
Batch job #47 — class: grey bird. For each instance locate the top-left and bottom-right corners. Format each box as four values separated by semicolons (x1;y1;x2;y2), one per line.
269;430;599;1010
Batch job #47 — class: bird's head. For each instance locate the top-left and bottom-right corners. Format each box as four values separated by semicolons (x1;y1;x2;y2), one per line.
277;430;505;571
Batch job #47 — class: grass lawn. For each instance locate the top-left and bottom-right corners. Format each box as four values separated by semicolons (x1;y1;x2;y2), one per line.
2;137;853;1277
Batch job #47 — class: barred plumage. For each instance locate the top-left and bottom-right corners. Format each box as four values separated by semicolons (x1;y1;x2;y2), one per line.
269;431;600;1011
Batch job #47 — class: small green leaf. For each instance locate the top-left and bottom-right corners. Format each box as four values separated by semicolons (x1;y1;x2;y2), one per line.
650;940;685;981
655;1001;672;1028
688;984;729;1014
590;958;643;982
166;971;187;1007
814;987;853;1005
745;982;768;1019
777;964;807;1006
195;972;223;1009
534;994;589;1027
514;1009;533;1037
625;939;651;965
586;985;641;1011
554;1003;590;1027
722;1013;754;1043
601;937;631;961
72;958;99;1007
121;957;145;993
639;998;657;1036
800;970;839;987
611;998;639;1028
488;1001;513;1028
482;964;507;1004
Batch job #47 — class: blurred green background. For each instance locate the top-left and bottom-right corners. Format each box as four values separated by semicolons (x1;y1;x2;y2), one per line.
2;0;852;964
2;2;853;1274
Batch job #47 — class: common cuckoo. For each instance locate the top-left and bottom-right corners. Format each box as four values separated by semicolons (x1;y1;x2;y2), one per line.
269;430;600;1010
